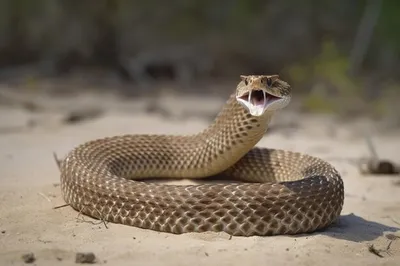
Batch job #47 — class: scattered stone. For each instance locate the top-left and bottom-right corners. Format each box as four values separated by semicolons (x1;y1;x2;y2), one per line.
75;252;96;264
358;136;400;175
359;159;399;175
21;253;35;263
63;108;103;125
386;233;400;240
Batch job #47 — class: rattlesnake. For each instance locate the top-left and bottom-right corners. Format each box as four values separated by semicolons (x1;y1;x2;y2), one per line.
59;75;344;236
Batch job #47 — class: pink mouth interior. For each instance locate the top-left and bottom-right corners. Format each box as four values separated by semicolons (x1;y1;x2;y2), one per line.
240;90;279;107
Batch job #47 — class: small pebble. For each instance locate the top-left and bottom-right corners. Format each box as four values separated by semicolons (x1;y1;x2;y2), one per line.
75;252;96;264
386;233;400;240
63;109;103;124
21;253;35;263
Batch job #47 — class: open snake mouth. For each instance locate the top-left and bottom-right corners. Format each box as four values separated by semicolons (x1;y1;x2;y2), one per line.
237;90;281;116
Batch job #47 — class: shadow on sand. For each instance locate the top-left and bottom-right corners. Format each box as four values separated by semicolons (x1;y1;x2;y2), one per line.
318;213;400;242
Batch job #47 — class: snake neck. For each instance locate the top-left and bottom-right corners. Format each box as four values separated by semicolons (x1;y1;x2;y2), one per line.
67;93;275;180
190;93;274;177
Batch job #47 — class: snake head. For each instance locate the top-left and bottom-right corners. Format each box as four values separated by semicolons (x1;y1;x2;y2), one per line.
236;75;291;116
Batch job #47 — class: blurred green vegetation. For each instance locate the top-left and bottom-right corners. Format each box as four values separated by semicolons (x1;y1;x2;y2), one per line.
376;0;400;53
0;0;399;116
285;39;398;116
286;41;361;113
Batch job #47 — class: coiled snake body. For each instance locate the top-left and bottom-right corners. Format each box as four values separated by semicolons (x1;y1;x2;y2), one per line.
59;75;344;236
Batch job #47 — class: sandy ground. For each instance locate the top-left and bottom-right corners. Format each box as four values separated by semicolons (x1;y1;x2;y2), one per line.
0;88;399;265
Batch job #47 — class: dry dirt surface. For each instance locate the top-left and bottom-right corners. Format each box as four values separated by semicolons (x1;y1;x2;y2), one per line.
0;87;399;266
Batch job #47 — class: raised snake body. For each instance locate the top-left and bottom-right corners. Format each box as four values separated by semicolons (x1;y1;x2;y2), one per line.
59;75;344;236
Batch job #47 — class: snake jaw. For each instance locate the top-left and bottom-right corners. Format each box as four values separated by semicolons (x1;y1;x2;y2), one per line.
237;89;282;116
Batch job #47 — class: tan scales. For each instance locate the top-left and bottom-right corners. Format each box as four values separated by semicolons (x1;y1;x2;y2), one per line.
59;75;344;236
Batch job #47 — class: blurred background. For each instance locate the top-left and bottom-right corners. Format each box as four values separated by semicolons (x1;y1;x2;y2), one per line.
0;0;399;121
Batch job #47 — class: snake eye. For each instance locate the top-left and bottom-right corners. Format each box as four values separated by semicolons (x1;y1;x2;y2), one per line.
244;79;248;85
266;78;272;87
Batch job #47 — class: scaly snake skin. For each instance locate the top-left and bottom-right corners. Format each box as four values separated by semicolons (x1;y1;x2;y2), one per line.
59;75;344;236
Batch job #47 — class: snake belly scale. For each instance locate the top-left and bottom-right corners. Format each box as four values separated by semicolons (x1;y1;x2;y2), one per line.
59;75;344;236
